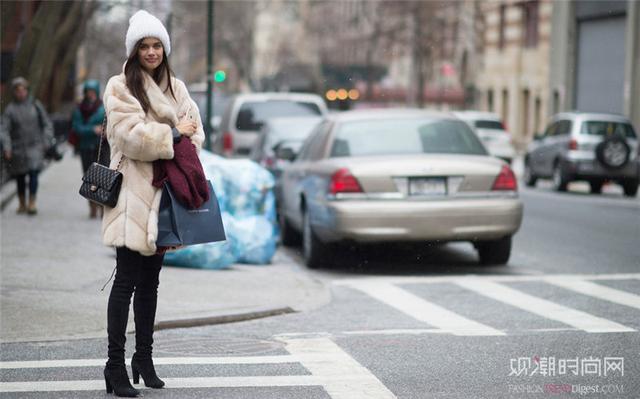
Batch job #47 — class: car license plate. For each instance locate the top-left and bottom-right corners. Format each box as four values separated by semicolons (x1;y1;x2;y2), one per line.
409;177;446;196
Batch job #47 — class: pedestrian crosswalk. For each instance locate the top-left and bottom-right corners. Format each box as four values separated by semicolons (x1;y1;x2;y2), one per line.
333;272;640;336
0;337;396;398
2;272;639;398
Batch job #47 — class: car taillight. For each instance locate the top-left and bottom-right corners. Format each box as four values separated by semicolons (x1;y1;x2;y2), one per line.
329;168;363;195
223;132;233;154
492;165;517;191
569;139;578;150
502;121;509;132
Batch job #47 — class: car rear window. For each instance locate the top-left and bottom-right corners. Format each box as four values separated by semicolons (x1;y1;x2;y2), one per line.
580;121;637;139
475;120;504;130
330;118;488;157
265;120;321;148
236;101;322;131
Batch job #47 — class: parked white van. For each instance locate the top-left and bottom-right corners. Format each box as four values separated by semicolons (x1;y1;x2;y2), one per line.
216;92;328;156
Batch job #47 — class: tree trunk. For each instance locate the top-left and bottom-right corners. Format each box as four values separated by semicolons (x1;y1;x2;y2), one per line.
413;4;426;108
23;2;66;104
50;2;99;111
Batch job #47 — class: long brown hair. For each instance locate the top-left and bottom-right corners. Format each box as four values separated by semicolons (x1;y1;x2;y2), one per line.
124;38;176;114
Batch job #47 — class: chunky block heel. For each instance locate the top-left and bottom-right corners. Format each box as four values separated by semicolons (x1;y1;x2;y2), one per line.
131;356;164;389
103;366;140;397
105;377;113;394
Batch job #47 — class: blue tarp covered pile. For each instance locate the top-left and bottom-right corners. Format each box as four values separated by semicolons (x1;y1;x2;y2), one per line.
163;150;279;269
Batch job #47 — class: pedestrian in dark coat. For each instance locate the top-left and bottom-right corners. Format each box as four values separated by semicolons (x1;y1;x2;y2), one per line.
0;77;54;215
72;79;106;218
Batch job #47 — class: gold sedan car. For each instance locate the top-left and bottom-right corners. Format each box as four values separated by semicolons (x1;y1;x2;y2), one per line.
277;109;523;268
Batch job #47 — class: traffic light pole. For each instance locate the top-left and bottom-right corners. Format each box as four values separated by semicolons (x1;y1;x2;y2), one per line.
205;0;214;151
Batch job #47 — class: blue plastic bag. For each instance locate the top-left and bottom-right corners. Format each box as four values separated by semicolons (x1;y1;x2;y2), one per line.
163;151;279;269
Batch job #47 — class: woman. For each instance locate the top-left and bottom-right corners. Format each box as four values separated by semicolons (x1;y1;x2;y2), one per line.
71;79;106;219
0;77;54;215
102;10;203;397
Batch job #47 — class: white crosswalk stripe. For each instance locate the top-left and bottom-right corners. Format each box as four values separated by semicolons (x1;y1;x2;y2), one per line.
543;278;640;311
344;281;505;336
455;279;635;333
337;273;640;336
0;337;397;398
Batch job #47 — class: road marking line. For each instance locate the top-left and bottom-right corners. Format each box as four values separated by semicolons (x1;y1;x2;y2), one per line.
544;279;640;311
347;281;505;336
341;328;446;336
1;338;397;398
455;280;635;333
334;273;640;287
0;376;320;393
0;356;299;369
280;337;397;399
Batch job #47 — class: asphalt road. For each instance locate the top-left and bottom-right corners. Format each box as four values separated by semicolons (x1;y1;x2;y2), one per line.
2;184;639;398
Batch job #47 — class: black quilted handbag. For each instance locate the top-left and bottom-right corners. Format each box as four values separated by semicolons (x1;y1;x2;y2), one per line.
79;117;123;208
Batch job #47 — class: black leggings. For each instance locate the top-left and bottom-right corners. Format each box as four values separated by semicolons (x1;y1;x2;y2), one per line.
15;170;39;197
107;247;164;368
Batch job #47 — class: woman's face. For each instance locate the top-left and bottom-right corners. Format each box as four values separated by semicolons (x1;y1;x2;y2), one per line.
137;37;164;73
85;89;97;102
13;85;28;102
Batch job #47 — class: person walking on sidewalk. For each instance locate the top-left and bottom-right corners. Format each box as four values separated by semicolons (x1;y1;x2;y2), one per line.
101;10;204;398
0;77;54;215
72;79;106;219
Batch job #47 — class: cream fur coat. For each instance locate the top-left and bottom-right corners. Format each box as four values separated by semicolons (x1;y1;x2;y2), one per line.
102;68;204;256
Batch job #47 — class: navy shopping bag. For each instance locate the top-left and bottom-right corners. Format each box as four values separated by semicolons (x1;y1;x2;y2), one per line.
156;180;226;247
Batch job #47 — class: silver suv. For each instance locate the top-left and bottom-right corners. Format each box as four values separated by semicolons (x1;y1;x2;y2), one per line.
524;112;639;197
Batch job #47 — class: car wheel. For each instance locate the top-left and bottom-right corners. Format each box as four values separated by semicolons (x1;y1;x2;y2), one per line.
589;181;603;194
477;236;512;266
595;136;630;170
622;180;639;197
279;211;301;246
552;162;569;192
302;209;327;269
523;160;537;187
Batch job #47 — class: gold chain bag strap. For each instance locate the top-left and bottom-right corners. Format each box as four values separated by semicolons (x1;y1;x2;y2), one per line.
78;116;124;208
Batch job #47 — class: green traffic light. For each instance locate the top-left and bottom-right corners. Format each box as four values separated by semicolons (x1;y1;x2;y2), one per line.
214;70;226;83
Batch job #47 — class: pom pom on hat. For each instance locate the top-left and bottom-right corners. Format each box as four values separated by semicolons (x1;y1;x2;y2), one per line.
125;10;171;57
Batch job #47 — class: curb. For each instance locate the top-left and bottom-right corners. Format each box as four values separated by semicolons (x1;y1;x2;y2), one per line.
0;190;16;211
0;307;297;344
154;307;296;331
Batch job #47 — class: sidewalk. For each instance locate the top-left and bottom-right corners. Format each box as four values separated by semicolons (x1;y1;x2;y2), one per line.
0;146;330;343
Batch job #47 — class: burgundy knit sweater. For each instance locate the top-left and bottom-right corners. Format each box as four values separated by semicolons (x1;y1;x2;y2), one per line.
152;137;209;209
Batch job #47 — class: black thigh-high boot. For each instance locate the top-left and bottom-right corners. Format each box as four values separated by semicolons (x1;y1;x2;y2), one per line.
131;252;165;388
105;247;140;397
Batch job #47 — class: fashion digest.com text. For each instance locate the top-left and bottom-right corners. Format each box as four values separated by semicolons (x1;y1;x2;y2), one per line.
508;384;624;395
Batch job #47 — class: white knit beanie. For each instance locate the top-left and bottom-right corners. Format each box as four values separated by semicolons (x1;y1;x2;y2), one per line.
125;10;171;57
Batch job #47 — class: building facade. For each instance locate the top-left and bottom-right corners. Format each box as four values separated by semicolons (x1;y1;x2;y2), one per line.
549;0;640;129
477;0;553;151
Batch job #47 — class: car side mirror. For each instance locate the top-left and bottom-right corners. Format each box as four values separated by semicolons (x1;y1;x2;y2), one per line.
275;146;296;162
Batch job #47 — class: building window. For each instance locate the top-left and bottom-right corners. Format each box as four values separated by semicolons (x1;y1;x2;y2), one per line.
499;4;507;50
501;88;509;125
521;89;530;138
534;97;542;135
553;90;560;113
522;1;539;48
487;89;494;112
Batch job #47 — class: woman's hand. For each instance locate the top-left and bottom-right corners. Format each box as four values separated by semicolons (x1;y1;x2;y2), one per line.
175;117;197;137
93;125;104;136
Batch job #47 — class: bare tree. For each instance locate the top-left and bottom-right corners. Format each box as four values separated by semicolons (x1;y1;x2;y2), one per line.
3;1;99;111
